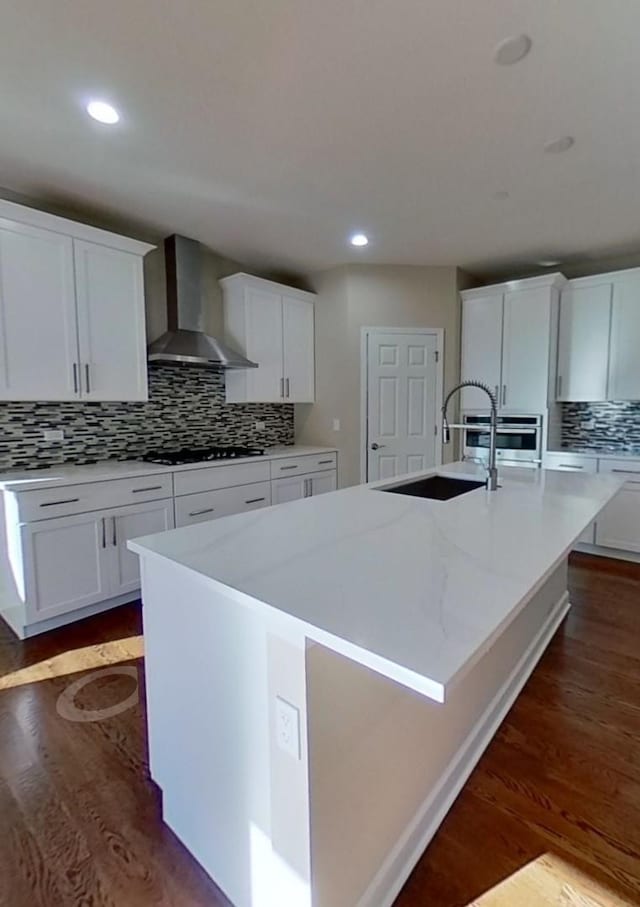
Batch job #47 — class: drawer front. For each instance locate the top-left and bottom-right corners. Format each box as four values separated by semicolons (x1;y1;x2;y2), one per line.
15;473;173;522
174;461;270;497
175;481;271;527
597;458;640;489
270;453;337;478
544;453;598;474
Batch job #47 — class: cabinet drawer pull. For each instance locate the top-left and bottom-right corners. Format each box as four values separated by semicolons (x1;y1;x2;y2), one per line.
612;468;640;475
317;459;334;465
558;464;582;469
101;517;106;549
189;507;215;516
131;485;163;493
285;377;290;398
85;363;91;393
244;497;266;504
279;465;298;471
39;497;80;507
112;516;117;546
73;363;79;394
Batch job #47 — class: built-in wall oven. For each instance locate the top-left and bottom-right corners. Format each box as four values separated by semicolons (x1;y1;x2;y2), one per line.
463;414;543;468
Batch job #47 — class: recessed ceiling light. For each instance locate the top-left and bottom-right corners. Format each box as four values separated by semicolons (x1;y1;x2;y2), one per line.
537;259;561;267
86;100;120;125
544;136;575;154
493;190;510;201
350;233;369;247
494;34;532;65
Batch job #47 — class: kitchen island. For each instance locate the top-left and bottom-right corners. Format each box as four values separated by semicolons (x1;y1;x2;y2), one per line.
129;462;622;907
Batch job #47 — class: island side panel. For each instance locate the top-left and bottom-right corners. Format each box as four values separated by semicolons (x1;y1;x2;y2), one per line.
306;560;569;907
139;556;313;907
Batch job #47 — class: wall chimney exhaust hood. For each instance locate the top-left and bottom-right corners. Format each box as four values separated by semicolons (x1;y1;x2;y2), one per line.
147;235;258;369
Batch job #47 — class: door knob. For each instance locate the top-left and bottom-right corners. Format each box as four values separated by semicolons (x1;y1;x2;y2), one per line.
371;442;386;450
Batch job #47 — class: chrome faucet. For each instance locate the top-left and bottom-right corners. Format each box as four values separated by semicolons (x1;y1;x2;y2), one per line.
441;380;499;491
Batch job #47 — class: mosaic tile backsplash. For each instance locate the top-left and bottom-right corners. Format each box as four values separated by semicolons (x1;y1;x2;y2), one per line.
561;402;640;452
0;366;294;470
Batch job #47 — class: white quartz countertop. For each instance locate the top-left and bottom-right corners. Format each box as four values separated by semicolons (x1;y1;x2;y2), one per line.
547;448;640;461
0;446;337;492
129;461;622;702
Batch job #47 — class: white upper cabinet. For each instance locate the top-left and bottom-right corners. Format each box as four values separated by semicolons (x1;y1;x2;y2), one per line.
282;294;315;402
222;273;315;404
461;274;564;413
556;280;612;402
460;291;503;410
74;240;148;401
556;268;640;402
502;286;554;412
0;200;154;402
0;219;79;400
608;270;640;400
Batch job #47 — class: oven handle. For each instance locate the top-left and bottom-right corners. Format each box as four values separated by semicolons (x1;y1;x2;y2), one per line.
464;427;539;435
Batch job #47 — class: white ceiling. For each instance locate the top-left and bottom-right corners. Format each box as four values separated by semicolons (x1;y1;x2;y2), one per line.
2;1;640;276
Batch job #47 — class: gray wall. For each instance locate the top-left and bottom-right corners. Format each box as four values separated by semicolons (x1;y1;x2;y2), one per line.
296;264;471;487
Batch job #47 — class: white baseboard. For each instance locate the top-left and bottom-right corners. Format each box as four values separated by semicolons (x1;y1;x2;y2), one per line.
358;592;571;907
19;591;140;639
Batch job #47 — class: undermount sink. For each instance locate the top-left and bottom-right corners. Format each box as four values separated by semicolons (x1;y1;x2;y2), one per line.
378;474;486;501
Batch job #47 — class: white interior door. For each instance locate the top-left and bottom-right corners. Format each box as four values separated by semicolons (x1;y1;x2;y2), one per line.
366;331;439;482
74;240;148;401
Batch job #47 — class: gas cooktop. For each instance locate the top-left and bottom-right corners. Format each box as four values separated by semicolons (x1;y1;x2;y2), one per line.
142;446;264;466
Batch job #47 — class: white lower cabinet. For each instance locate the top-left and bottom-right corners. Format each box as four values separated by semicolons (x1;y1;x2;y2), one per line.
175;481;271;528
109;500;175;594
272;468;337;504
595;460;640;553
22;511;112;621
21;499;174;623
272;475;308;504
309;470;338;496
544;453;597;545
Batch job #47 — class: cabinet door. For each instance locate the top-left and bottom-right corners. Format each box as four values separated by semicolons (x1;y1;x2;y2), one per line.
282;295;315;402
74;240;148;401
595;487;640;552
0;219;79;400
271;475;308;504
21;512;110;621
244;285;284;402
608;272;640;400
460;294;503;410
557;282;612;402
309;470;337;496
501;287;552;412
596;460;640;552
109;500;175;596
544;454;597;544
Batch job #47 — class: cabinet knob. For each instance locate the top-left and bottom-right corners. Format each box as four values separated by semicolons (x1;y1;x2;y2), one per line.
370;443;386;450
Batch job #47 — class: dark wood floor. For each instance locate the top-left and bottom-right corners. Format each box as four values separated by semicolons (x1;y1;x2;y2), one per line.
1;554;640;906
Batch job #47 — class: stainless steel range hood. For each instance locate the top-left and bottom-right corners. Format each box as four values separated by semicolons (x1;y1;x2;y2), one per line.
147;235;258;369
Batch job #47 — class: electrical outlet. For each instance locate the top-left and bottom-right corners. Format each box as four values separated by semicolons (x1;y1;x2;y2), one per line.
275;696;301;759
332;418;341;432
254;420;266;432
43;429;64;442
